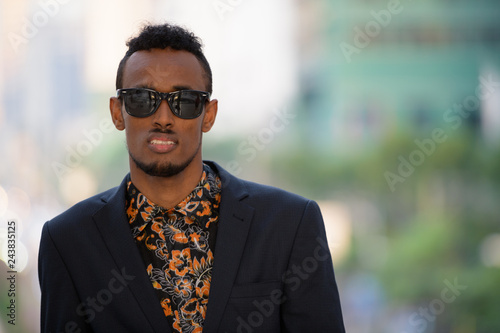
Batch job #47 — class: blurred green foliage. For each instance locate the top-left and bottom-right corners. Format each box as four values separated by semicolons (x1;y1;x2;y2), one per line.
263;125;500;332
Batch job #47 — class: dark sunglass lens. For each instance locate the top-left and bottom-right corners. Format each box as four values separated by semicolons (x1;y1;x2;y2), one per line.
125;89;157;117
170;91;204;119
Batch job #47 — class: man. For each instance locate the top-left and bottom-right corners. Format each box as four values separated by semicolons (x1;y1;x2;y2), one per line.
38;23;345;332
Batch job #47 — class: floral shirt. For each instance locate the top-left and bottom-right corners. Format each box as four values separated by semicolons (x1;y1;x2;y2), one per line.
125;164;222;333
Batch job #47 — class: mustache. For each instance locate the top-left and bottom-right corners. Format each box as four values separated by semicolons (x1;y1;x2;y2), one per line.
150;128;175;135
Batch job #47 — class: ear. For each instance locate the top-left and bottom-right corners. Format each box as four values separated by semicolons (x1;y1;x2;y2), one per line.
201;99;218;133
110;97;125;131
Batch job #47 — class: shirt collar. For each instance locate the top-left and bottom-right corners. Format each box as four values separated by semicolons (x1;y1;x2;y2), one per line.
126;164;221;227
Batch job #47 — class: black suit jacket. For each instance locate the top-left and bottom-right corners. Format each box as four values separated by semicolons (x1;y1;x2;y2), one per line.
39;161;345;332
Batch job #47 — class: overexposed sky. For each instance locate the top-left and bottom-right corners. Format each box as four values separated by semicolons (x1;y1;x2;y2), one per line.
83;0;299;135
0;0;298;135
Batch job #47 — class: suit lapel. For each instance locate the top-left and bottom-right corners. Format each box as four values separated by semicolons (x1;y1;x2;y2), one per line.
92;176;171;333
203;163;255;333
90;163;253;333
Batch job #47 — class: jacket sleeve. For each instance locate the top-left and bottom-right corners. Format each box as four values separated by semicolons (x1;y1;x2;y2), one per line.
38;222;94;333
280;200;346;332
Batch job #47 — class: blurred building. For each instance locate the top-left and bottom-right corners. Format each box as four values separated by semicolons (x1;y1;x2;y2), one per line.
296;0;500;152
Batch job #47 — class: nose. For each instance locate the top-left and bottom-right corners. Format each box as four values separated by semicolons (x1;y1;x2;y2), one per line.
152;99;175;128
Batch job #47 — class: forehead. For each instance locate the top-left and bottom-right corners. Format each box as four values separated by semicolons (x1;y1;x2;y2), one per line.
122;48;206;90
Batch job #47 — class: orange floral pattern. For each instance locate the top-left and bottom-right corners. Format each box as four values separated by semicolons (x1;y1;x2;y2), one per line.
126;164;221;332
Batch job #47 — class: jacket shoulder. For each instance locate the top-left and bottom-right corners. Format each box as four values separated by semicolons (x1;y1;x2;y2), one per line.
241;179;310;205
207;160;312;207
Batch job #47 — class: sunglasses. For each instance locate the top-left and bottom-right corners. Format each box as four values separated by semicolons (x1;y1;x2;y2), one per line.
117;88;211;119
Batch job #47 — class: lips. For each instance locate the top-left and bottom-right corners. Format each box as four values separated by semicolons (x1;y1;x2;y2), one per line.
148;134;177;153
150;139;175;145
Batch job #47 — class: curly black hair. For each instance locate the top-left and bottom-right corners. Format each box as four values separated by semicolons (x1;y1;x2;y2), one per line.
115;23;212;94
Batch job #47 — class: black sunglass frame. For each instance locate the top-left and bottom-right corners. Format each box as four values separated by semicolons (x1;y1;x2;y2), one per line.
116;88;211;119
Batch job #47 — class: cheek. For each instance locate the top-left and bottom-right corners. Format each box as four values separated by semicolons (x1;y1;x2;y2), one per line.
179;124;203;152
193;122;205;142
124;121;147;147
185;121;204;138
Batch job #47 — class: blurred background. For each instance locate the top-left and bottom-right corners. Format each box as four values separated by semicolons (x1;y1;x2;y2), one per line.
1;0;499;332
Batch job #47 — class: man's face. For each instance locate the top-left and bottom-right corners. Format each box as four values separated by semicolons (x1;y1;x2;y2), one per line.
110;48;217;178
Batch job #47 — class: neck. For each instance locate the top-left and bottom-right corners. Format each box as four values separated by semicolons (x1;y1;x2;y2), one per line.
129;158;204;209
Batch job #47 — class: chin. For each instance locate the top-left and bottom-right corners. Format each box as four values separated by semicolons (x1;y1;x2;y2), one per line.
130;153;196;178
